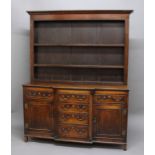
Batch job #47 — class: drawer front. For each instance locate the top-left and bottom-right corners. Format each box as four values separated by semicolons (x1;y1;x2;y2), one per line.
94;91;128;104
58;112;88;125
57;103;89;113
57;90;90;104
57;124;89;139
24;87;54;101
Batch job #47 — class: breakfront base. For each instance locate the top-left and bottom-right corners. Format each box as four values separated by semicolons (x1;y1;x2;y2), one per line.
23;83;128;151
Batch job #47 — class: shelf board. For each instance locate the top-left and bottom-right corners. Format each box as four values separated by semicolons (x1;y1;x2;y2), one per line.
34;43;125;47
33;79;124;85
34;64;124;69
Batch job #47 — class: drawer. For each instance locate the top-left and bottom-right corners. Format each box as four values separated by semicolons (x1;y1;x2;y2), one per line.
57;124;89;139
57;89;90;104
94;91;128;103
24;86;54;101
58;112;88;125
57;103;89;113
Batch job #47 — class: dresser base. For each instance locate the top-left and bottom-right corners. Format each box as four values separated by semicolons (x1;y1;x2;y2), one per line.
23;84;128;151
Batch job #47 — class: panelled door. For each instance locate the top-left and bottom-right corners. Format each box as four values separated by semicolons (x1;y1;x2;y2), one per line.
23;87;54;137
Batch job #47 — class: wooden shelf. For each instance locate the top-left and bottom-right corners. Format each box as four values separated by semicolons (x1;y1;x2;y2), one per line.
34;64;124;69
33;79;124;85
34;43;125;47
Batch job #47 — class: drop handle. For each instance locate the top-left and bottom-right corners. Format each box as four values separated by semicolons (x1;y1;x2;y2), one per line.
93;116;97;123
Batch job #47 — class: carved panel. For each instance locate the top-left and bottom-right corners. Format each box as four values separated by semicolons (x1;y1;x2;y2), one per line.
58;94;89;103
58;113;88;124
58;125;88;139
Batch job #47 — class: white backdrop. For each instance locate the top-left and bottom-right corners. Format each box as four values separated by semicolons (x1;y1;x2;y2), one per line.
11;0;144;117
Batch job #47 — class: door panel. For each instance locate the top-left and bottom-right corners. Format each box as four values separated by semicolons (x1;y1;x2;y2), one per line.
94;105;122;137
28;103;52;130
25;102;53;133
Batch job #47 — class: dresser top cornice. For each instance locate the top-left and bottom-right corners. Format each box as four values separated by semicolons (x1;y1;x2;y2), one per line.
27;10;133;15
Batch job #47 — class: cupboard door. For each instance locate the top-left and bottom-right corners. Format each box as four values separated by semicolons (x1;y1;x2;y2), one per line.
24;102;53;131
93;104;123;137
23;87;54;137
93;91;128;140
